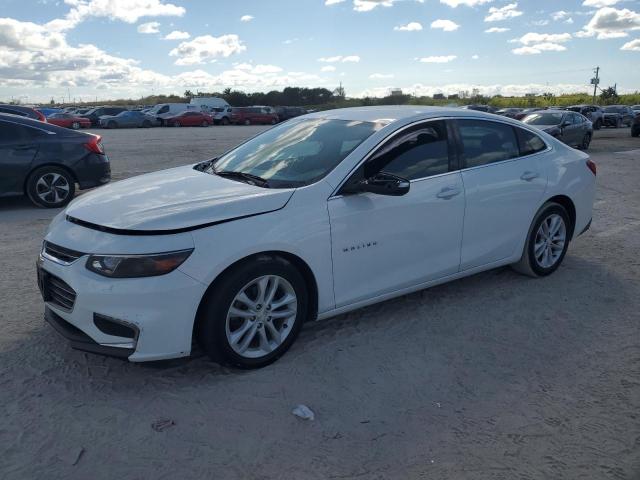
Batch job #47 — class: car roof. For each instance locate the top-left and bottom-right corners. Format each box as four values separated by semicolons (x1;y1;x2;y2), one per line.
303;105;516;126
0;112;89;136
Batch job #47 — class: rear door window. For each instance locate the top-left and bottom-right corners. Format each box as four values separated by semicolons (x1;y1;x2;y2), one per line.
457;119;519;168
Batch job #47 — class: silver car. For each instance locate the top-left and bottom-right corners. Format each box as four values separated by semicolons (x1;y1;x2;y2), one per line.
522;110;593;150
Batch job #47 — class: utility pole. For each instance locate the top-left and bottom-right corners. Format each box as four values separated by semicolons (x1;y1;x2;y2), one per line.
591;66;600;103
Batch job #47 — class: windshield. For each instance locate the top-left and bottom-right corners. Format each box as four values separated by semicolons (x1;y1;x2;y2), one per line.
523;112;564;125
603;106;621;113
206;119;382;188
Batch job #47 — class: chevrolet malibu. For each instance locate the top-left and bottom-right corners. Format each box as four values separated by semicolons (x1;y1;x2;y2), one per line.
38;107;596;368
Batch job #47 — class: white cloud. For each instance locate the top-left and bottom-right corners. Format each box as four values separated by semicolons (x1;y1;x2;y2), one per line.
531;20;550;26
369;73;395;78
582;0;622;7
318;55;361;62
471;54;480;59
169;34;246;65
164;30;189;40
485;26;509;32
512;42;567;54
48;0;185;31
354;0;395;12
621;38;640;50
321;65;337;72
137;21;160;33
440;0;493;6
485;3;523;22
517;32;572;44
394;22;423;31
240;15;254;22
325;0;346;4
575;7;640;39
551;11;570;21
431;19;460;31
419;55;457;63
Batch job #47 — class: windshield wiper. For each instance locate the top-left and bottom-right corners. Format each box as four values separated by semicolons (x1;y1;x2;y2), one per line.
215;170;270;187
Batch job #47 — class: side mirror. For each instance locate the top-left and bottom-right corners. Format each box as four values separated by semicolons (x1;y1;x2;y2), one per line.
342;172;410;197
561;120;571;128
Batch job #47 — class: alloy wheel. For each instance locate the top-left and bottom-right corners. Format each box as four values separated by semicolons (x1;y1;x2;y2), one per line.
534;214;566;269
225;275;297;359
35;172;70;205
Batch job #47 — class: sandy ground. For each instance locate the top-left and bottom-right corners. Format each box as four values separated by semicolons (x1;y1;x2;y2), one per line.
0;126;638;480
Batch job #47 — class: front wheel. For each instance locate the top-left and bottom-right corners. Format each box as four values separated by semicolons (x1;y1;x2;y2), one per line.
201;120;209;127
197;255;308;369
71;122;80;130
26;166;75;208
244;119;251;126
107;121;117;129
512;202;571;277
593;119;602;130
579;133;591;150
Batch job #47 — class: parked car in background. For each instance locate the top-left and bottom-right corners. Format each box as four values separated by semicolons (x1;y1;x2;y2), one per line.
37;107;595;367
275;106;307;122
632;111;640;137
47;113;92;130
165;111;214;127
522;110;593;150
0;113;110;208
80;106;127;127
602;105;634;128
99;110;159;129
632;105;640;113
461;104;497;113
148;103;198;125
231;106;279;125
495;108;523;119
568;105;604;130
38;107;63;117
0;104;47;122
209;106;233;125
514;107;547;120
189;96;229;112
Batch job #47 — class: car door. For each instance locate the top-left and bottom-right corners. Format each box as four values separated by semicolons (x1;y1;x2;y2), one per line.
328;120;466;307
455;119;548;270
0;120;40;196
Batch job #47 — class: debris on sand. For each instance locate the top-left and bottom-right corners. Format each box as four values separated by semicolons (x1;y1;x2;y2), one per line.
151;418;176;432
63;447;84;466
292;404;315;421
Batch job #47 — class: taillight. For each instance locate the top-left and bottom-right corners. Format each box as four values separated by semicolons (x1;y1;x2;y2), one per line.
84;135;104;154
36;110;46;122
586;159;596;176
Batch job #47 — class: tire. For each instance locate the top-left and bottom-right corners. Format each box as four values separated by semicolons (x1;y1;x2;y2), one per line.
174;121;181;127
201;120;209;127
71;122;80;130
107;121;117;129
197;255;308;369
26;166;76;208
221;117;230;125
244;119;251;126
512;202;571;278
142;120;151;128
616;118;622;129
594;119;602;130
579;133;591;150
632;127;640;138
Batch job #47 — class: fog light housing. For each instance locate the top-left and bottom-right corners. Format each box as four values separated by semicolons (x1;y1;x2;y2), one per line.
93;313;138;340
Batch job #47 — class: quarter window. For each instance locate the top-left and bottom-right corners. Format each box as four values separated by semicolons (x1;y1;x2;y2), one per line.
457;119;519;168
515;127;546;156
365;120;451;180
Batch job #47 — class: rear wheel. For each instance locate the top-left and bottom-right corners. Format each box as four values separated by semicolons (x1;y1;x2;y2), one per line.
71;122;80;130
512;202;570;277
26;166;75;208
579;133;591;150
244;119;251;126
107;121;117;129
593;119;602;130
201;120;209;127
197;255;308;369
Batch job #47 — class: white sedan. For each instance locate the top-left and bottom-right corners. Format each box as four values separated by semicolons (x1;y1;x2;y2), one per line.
38;106;596;368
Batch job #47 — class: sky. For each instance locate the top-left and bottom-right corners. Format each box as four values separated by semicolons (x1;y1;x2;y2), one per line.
1;0;639;103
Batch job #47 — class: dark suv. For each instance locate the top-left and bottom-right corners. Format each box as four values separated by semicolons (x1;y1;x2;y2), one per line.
602;105;634;128
632;111;640;137
567;105;604;130
0;114;110;208
80;106;128;127
274;106;307;122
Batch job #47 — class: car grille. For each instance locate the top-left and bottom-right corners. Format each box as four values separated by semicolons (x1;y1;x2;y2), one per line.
43;241;85;264
38;269;77;311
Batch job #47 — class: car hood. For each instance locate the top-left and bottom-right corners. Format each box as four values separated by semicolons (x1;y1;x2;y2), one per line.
65;165;295;233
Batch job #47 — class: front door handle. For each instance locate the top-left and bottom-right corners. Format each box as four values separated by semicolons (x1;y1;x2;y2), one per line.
520;171;539;181
436;186;461;199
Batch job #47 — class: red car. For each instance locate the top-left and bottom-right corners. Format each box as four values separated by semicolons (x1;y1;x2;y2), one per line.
165;111;213;127
47;113;91;129
231;106;279;125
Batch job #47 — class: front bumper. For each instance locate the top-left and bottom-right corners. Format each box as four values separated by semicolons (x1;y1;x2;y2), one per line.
37;251;207;362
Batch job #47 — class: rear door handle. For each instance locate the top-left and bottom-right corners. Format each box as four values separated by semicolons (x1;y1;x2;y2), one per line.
520;171;539;181
436;186;461;199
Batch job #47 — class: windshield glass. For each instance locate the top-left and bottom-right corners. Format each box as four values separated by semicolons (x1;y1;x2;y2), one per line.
206;119;382;188
523;112;564;125
603;106;621;113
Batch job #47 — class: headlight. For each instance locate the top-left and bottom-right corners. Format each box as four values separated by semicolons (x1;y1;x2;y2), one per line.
86;249;193;278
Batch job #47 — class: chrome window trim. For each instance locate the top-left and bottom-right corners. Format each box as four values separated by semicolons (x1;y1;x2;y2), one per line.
329;115;551;198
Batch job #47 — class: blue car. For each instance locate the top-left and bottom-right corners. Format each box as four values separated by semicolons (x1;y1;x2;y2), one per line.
99;110;160;129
